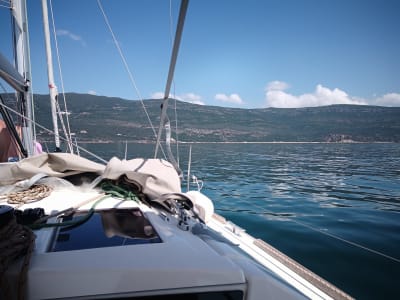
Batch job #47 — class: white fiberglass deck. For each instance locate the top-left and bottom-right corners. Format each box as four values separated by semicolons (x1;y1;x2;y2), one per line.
5;189;305;300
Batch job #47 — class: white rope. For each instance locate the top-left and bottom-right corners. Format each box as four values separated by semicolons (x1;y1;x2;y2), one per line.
0;101;108;163
48;0;74;154
96;0;166;160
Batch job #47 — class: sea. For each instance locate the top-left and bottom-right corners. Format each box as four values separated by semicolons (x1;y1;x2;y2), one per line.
79;142;400;299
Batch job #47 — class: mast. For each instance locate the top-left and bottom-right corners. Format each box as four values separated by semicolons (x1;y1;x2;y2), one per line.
11;0;34;156
41;0;61;151
154;0;189;159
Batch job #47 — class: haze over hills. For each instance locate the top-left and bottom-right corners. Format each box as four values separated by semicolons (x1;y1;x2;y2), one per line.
4;93;400;143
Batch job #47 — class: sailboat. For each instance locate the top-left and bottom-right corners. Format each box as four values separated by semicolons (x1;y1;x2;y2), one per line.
0;1;354;299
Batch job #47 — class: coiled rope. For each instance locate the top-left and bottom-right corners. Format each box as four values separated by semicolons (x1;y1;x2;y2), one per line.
0;179;144;299
2;184;52;208
0;210;35;300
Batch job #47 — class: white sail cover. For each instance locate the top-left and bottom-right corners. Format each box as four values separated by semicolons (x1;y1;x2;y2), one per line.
102;157;181;199
0;153;181;198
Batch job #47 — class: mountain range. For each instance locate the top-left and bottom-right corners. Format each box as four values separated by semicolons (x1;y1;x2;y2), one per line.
4;93;400;143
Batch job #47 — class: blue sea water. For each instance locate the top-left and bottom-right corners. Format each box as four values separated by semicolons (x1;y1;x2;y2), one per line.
82;142;400;299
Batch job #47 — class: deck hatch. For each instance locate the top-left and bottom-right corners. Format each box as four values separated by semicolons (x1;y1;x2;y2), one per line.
51;208;162;252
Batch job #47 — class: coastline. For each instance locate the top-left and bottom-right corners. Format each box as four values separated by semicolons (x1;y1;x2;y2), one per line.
53;140;398;145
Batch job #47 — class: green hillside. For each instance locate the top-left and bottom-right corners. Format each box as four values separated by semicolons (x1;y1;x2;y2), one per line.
3;93;400;143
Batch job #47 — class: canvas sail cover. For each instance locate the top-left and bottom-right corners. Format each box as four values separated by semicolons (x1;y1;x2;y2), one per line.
0;153;181;198
101;157;181;199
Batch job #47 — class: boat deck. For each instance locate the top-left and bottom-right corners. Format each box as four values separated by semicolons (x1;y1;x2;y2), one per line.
1;167;353;300
4;186;311;299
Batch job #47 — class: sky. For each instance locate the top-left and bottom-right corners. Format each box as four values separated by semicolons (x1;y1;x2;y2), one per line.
0;0;399;109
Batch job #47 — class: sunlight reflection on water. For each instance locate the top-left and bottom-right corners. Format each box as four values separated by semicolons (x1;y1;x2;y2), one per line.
82;142;400;299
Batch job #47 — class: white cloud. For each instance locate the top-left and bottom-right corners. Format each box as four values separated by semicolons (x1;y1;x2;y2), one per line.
179;93;205;105
56;29;86;47
151;92;205;105
266;81;290;91
151;92;165;99
374;93;400;107
88;90;97;95
265;81;367;108
215;93;244;105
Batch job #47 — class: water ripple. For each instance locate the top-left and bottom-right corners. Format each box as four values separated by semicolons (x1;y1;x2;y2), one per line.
84;142;400;300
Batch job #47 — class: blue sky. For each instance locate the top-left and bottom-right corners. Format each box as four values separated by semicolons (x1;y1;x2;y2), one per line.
1;0;399;108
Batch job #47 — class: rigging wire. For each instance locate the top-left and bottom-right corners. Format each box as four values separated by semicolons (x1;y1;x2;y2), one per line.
96;0;166;160
154;0;188;160
0;100;108;163
0;0;11;9
217;202;400;264
214;182;400;264
22;0;36;144
290;217;400;264
0;66;26;92
201;147;400;264
10;0;36;153
0;92;26;158
173;95;180;165
48;0;74;154
55;101;72;153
